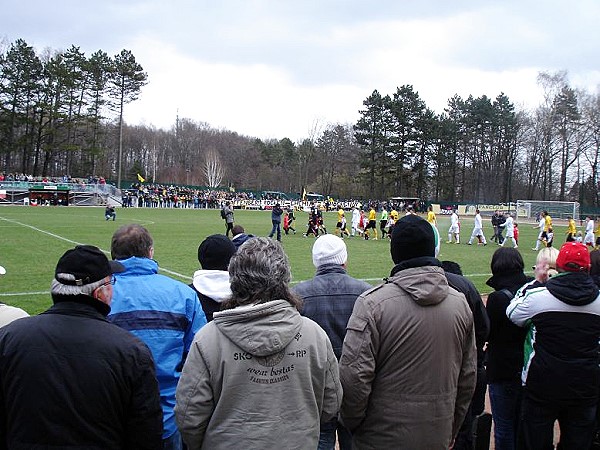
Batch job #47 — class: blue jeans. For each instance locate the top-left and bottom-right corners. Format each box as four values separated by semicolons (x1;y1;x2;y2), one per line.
269;221;281;241
163;430;185;450
318;419;352;450
521;392;597;450
489;381;522;450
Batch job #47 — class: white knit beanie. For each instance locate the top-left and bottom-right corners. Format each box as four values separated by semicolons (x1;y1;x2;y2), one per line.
312;234;348;268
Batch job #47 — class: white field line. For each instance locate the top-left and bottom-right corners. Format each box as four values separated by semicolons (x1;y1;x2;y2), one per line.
1;215;498;298
0;216;191;297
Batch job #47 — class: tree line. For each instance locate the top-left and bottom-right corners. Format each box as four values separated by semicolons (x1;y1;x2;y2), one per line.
1;38;599;206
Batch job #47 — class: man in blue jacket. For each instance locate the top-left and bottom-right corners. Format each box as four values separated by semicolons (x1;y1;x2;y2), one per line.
293;234;371;450
507;241;600;450
108;224;207;450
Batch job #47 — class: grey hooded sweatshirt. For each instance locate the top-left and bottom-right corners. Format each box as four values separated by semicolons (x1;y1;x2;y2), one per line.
175;299;342;450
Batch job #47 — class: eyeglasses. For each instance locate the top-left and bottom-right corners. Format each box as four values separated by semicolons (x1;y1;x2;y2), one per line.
98;275;116;288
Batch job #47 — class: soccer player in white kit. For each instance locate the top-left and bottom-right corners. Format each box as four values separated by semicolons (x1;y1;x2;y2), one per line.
468;209;487;245
447;210;460;244
500;213;518;248
584;216;595;247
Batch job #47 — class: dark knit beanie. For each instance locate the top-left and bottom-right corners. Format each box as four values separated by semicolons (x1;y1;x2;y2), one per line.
198;234;236;270
390;214;436;264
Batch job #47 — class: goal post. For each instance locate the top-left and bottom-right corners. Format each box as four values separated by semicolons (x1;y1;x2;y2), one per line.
516;200;580;221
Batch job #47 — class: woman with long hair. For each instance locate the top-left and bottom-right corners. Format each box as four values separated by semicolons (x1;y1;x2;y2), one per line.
175;237;342;450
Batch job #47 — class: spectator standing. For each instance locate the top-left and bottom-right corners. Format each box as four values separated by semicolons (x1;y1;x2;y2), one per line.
190;234;235;322
108;224;207;449
175;238;342;449
293;234;371;450
441;260;490;450
221;201;234;237
485;248;532;450
231;224;254;250
507;242;600;450
268;203;284;241
0;245;162;449
0;265;29;327
340;214;476;449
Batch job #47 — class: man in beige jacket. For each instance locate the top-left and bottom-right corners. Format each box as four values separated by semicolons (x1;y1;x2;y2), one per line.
340;214;476;449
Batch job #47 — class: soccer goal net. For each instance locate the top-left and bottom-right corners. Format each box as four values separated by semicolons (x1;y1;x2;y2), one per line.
516;200;580;220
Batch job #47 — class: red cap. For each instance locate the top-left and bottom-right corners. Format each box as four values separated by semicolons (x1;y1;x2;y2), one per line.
556;242;591;272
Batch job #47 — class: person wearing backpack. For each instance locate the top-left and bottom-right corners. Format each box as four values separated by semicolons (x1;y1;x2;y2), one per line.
221;201;234;237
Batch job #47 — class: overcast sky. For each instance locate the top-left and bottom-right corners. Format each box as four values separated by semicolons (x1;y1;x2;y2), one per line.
3;0;600;141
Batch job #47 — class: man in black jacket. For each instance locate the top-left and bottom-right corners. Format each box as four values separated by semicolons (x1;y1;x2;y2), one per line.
0;245;162;449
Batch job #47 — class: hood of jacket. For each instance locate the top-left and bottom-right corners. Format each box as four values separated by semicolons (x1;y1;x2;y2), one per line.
192;269;232;303
212;299;302;357
546;271;600;306
387;257;449;307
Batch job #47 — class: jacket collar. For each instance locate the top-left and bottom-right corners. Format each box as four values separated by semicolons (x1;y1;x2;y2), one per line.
315;264;347;276
390;256;441;277
47;297;110;318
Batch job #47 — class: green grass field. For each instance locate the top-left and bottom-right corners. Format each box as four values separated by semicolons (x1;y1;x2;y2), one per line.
0;206;553;315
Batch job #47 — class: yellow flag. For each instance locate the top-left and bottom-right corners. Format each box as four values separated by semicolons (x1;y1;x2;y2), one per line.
302;188;307;201
137;173;145;183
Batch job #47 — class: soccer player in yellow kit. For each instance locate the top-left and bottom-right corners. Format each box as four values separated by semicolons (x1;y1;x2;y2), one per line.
541;211;553;246
335;206;345;237
427;206;437;226
566;216;576;242
365;206;378;240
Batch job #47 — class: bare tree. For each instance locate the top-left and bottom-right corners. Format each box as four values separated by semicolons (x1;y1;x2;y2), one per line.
203;149;225;189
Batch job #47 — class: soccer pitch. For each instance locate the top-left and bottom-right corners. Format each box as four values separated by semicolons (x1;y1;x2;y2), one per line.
0;206;547;315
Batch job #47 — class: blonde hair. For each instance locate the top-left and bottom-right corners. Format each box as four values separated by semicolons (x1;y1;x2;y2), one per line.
537;247;559;278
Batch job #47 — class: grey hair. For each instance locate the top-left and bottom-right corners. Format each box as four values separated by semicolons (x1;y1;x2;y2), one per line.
51;273;107;297
224;237;302;310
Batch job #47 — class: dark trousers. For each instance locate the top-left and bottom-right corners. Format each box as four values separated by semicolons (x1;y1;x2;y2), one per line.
318;418;352;450
520;392;596;450
225;221;234;237
269;221;281;241
489;380;522;450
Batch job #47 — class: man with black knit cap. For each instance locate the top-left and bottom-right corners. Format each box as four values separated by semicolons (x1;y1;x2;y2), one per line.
0;245;162;449
191;234;236;322
340;214;476;449
293;234;371;450
507;241;600;450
